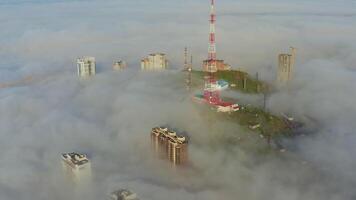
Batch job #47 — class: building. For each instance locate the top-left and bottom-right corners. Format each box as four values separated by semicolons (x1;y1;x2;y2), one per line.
151;127;188;166
141;53;168;70
61;152;92;183
203;59;231;71
110;189;139;200
277;47;296;84
113;61;127;71
77;57;96;77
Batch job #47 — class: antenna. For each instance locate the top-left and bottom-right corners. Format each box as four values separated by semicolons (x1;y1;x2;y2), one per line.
184;47;188;71
207;0;217;73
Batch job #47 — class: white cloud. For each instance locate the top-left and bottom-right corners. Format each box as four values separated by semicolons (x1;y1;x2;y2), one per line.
0;0;355;200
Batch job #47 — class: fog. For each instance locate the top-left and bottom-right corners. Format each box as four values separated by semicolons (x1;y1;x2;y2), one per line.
0;0;355;199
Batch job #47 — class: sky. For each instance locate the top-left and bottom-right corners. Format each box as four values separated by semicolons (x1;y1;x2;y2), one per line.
0;0;356;200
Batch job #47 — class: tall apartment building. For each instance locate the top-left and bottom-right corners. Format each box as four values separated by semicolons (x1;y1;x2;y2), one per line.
77;57;96;77
141;53;168;70
277;47;296;84
61;152;92;184
151;127;188;166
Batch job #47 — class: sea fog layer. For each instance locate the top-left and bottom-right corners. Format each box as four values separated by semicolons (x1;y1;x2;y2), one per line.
0;0;355;200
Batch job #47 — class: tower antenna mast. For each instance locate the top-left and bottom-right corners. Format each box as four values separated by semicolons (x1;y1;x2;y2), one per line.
208;0;217;72
184;47;188;71
203;0;220;105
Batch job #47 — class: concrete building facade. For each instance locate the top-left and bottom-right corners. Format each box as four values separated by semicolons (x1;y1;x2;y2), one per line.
141;53;168;70
277;47;296;84
77;57;96;77
151;127;188;166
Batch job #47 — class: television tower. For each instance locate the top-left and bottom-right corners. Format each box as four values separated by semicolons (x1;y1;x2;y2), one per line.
204;0;220;104
192;0;239;113
208;0;217;72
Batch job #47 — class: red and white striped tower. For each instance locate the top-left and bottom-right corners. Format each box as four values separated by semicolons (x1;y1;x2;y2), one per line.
207;0;217;73
204;0;220;104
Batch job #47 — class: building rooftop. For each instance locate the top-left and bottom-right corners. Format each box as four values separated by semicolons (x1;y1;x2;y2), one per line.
152;127;188;144
77;57;95;63
62;152;90;167
279;53;293;57
110;189;139;200
141;53;166;61
149;53;165;56
203;59;224;62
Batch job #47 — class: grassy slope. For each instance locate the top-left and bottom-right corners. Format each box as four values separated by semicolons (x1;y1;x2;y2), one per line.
190;70;293;139
191;70;264;93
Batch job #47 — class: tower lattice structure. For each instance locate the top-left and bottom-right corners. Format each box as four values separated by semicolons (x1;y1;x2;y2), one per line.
204;0;220;104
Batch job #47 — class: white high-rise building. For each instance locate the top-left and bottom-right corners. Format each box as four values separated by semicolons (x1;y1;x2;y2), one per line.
277;47;296;85
141;53;168;70
77;57;96;77
61;152;92;184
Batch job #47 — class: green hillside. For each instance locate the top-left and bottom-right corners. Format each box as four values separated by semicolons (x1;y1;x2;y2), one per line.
191;70;266;93
189;70;298;140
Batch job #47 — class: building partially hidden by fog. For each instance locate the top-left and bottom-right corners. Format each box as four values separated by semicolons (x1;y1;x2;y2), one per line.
151;127;188;166
277;47;296;85
141;53;168;70
110;189;139;200
61;152;92;183
203;59;231;71
77;57;96;77
113;61;127;71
